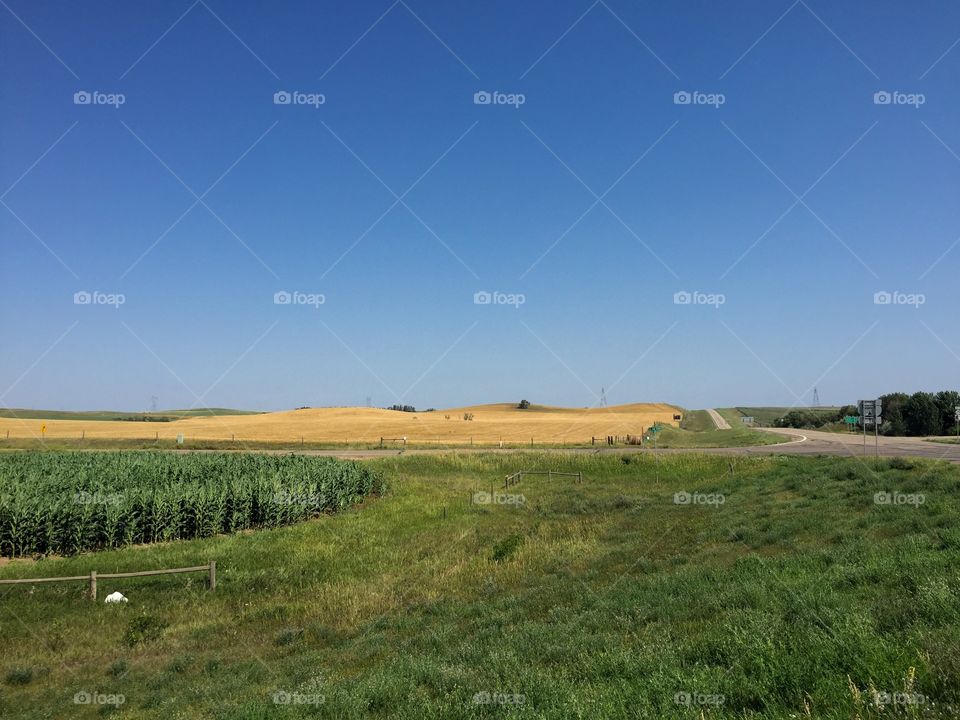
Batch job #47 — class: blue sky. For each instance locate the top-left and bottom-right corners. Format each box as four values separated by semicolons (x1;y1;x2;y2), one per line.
1;0;958;412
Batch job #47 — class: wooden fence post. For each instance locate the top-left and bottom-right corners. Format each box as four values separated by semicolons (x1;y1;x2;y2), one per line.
208;560;216;591
89;570;97;600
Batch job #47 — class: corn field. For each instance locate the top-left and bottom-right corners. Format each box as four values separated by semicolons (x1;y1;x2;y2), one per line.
0;452;386;557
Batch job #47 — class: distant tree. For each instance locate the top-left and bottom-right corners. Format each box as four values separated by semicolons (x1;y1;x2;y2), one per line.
879;392;909;436
904;392;940;436
518;399;531;409
388;405;416;413
934;391;960;435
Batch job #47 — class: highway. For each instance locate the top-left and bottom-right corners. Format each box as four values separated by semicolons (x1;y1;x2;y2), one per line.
705;408;731;430
253;428;960;464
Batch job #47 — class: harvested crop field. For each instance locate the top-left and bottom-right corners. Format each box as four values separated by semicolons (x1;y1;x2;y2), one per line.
0;403;681;446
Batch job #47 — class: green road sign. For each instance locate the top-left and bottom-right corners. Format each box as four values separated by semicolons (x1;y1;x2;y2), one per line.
844;416;859;425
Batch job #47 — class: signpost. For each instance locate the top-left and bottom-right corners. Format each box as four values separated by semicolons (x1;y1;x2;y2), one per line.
844;416;859;433
858;399;882;457
648;423;662;484
955;406;960;439
740;416;755;425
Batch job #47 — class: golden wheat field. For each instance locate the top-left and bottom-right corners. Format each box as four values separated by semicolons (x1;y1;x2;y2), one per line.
0;403;682;445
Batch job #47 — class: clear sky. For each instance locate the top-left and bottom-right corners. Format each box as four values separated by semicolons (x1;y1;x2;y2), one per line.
1;0;958;412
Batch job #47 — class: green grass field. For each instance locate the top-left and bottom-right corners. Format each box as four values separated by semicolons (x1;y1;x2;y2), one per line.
2;451;958;718
722;407;843;427
679;409;715;432
656;418;785;448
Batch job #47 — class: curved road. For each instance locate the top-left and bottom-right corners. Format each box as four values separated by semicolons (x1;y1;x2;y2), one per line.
228;428;960;464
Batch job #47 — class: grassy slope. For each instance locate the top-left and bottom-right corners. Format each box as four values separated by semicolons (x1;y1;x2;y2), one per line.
654;424;785;448
679;409;714;432
728;407;843;427
2;452;958;719
661;409;784;448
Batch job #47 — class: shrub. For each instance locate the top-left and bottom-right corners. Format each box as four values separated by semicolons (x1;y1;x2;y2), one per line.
123;614;169;647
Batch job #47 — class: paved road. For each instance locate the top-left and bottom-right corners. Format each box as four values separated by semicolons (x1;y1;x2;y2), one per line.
706;408;731;430
217;429;960;463
746;427;960;462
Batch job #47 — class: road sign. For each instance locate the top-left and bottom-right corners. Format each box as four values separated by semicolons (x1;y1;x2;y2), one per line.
844;416;859;425
858;399;881;425
955;406;960;422
741;416;754;424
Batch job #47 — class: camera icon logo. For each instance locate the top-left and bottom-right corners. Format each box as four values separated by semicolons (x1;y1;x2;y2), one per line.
273;691;292;705
673;291;692;305
474;290;492;305
74;290;92;305
474;91;492;105
873;290;892;305
274;290;292;305
673;91;691;105
673;491;691;505
273;91;292;105
873;91;892;105
74;91;92;105
472;491;491;505
74;691;93;704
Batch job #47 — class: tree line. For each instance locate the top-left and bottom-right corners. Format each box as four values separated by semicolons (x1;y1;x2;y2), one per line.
775;391;960;436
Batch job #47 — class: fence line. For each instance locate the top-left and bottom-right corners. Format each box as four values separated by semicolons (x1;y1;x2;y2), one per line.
0;560;217;600
504;469;582;488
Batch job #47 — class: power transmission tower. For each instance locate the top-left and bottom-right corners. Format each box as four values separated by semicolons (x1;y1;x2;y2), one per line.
150;396;158;413
599;387;608;408
812;388;820;407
